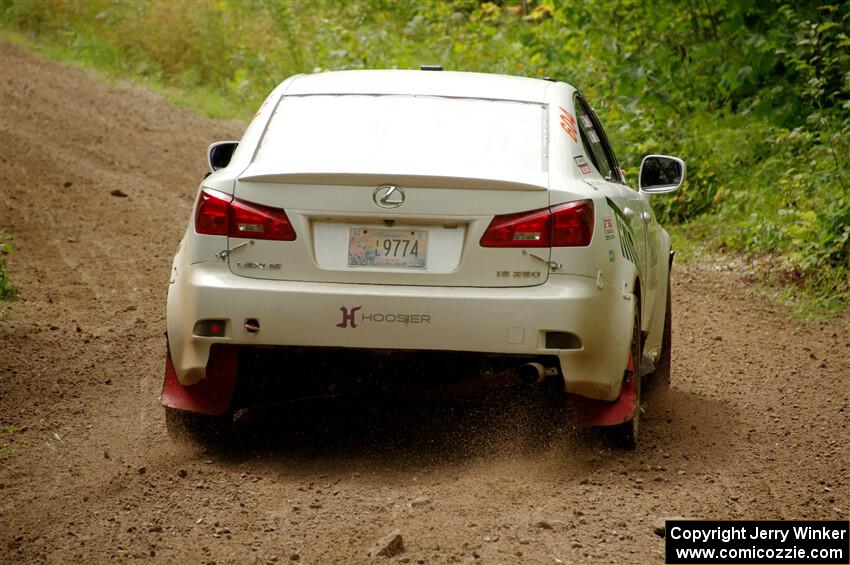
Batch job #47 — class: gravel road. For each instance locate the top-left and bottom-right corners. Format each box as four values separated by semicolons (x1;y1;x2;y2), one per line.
1;42;847;564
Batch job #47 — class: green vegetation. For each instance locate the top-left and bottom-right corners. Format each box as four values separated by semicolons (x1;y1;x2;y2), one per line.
0;230;18;302
0;425;17;460
1;0;848;314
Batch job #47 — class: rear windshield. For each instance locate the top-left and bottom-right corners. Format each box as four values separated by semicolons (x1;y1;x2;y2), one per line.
254;94;547;178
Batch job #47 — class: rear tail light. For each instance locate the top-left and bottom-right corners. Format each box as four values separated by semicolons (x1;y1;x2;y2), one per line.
550;200;595;246
230;198;297;241
194;189;296;241
480;207;551;247
195;189;230;236
480;200;594;248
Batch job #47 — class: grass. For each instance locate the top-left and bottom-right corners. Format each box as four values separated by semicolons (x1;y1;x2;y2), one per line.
0;27;248;120
0;230;19;304
669;224;849;322
0;425;17;460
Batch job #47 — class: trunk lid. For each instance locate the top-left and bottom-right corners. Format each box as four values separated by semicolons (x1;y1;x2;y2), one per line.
227;93;552;287
228;175;551;287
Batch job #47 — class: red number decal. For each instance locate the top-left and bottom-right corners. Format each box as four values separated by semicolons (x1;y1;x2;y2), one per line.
559;106;578;143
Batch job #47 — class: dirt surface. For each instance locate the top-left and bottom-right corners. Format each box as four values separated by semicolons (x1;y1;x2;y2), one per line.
1;42;848;565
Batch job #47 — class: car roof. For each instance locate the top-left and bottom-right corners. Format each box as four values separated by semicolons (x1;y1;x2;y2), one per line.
283;69;559;103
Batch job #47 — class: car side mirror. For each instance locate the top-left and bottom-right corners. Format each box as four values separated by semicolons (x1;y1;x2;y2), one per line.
639;155;686;193
207;141;239;173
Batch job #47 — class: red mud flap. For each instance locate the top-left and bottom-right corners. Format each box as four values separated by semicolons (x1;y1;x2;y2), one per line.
568;353;638;428
160;344;238;416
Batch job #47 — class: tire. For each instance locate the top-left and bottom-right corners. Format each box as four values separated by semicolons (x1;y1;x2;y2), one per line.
165;407;233;445
612;297;642;450
655;271;672;387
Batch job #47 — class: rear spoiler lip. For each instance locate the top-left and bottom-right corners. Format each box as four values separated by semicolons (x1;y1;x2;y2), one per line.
237;169;548;191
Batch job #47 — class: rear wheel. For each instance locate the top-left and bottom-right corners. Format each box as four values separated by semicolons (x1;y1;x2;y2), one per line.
611;298;642;450
165;407;233;444
654;271;672;387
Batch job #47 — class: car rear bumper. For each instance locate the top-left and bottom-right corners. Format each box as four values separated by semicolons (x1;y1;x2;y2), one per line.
166;262;634;401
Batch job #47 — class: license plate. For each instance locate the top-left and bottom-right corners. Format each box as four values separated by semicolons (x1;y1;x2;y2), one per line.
347;228;428;269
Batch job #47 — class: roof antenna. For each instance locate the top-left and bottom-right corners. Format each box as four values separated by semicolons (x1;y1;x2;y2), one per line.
420;65;444;71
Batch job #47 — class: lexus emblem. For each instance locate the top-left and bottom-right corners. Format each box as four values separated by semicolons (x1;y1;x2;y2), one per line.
373;185;405;208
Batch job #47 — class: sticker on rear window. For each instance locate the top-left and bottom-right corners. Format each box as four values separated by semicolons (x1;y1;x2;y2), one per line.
603;216;615;240
574;155;592;175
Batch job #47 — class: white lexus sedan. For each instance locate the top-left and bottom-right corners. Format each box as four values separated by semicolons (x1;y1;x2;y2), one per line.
162;68;685;449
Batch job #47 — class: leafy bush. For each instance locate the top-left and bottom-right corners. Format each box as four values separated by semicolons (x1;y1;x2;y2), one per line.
0;231;18;302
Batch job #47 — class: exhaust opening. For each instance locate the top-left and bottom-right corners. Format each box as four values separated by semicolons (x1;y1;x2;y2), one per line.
518;362;561;384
